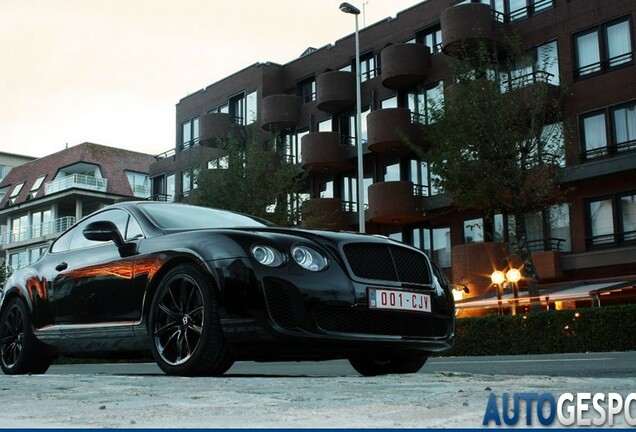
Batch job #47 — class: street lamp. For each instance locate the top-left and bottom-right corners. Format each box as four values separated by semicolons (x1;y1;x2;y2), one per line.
339;2;365;233
491;268;522;315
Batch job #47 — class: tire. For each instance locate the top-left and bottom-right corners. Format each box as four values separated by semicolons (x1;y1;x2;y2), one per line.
148;263;234;376
0;297;52;375
349;355;428;377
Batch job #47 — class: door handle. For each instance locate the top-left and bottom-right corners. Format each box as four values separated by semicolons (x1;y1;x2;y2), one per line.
55;262;68;271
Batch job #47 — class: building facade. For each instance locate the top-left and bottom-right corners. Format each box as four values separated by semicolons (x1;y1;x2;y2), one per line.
0;143;156;272
150;0;636;312
0;152;36;193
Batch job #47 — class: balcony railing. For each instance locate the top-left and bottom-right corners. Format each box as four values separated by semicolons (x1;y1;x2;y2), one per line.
45;174;108;195
526;237;566;252
580;139;636;161
131;184;151;198
500;70;555;92
154;149;176;160
341;201;369;213
1;216;76;246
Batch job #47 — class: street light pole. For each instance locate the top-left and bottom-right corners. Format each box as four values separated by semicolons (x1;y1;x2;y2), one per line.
339;2;365;233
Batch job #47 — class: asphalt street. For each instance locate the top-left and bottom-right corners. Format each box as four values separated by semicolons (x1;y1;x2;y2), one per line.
48;351;636;377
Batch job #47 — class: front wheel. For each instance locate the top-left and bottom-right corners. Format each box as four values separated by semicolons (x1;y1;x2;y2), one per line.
0;297;52;375
148;264;234;376
349;355;428;377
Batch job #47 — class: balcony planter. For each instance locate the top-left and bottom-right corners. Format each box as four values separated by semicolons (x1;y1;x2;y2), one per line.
301;132;352;173
316;71;356;113
261;94;301;132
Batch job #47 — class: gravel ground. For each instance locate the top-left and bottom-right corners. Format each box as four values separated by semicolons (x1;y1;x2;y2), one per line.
0;370;633;428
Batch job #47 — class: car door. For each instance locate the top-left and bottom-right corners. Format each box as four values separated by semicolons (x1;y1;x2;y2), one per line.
47;209;142;327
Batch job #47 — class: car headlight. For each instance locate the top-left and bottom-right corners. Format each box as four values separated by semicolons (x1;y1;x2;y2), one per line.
291;246;328;272
251;245;285;267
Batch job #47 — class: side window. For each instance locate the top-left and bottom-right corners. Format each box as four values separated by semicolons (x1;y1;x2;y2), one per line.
68;210;130;251
51;228;74;253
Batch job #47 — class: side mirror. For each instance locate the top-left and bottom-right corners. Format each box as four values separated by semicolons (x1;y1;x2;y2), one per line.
83;221;125;248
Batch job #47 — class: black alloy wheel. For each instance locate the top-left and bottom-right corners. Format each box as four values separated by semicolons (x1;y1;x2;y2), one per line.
148;263;234;376
349;355;429;376
0;297;52;375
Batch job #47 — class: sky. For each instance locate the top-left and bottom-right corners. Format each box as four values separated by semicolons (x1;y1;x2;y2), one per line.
0;0;421;159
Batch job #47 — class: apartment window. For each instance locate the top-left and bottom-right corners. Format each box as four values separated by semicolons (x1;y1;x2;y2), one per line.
580;101;636;159
463;218;484;243
417;24;442;54
229;93;245;125
612;101;636;152
227;91;258;125
407;81;444;124
209;104;229;114
181;116;200;150
359;52;379;82
126;171;150;198
433;227;452;268
9;250;28;273
318;118;332;132
245;91;258;124
166;174;176;202
383;163;401;182
574;17;633;79
181;170;197;197
297;77;316;104
0;164;7;182
409;160;430;197
208;156;229;170
587;192;636;247
381;96;398;109
319;180;334;198
30;175;46;198
453;0;552;22
8;182;24;204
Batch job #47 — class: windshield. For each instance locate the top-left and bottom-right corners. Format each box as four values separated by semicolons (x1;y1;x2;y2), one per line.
139;203;271;230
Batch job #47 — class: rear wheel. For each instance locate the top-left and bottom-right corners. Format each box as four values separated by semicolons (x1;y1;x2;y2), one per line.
0;297;52;375
148;264;234;376
349;355;428;376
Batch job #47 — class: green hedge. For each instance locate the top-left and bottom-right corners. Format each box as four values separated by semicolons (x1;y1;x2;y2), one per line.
445;304;636;356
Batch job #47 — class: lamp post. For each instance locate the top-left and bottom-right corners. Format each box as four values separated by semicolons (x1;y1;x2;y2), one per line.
490;270;505;315
339;2;365;233
491;268;522;316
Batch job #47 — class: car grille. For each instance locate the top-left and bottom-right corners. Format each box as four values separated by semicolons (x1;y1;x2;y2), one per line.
342;243;431;285
263;278;305;330
313;306;449;338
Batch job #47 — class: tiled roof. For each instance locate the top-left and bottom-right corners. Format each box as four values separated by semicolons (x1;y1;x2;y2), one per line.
0;142;156;207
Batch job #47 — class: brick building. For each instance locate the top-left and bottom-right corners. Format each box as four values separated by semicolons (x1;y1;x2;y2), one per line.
150;0;636;313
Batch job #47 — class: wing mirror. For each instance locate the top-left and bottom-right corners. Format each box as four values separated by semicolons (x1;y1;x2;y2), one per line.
83;221;125;248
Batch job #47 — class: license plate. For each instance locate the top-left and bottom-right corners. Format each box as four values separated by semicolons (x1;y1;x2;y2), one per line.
368;288;431;313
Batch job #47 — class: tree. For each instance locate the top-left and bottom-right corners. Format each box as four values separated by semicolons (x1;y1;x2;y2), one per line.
194;129;307;227
414;38;568;309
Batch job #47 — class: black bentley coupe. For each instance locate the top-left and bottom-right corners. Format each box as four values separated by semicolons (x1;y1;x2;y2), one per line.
0;202;455;376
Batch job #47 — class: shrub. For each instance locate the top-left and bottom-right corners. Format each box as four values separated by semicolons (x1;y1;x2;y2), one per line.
445;304;636;356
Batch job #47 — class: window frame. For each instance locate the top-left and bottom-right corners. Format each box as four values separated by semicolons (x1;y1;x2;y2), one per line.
585;191;636;249
573;16;634;79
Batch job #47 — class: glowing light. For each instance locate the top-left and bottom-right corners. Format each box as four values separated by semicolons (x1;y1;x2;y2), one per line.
491;270;505;285
506;268;521;283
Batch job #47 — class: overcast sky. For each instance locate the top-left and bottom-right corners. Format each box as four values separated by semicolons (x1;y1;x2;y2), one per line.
0;0;420;159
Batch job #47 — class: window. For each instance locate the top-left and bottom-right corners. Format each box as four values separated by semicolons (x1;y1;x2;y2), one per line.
166;174;176;202
580;101;636;160
228;91;258;125
208;156;229;170
318;118;332;132
384;163;400;182
67;210;131;251
126;171;150;198
409;160;431;197
319;181;334;198
181;116;200;149
381;96;398;109
574;17;633;78
586;192;636;247
297;77;316;104
411;226;451;267
29;175;46;199
501;40;559;91
342;106;370;146
9;182;24;203
417;24;442;54
181;169;198;197
9;250;28;273
453;0;553;22
359;52;379;82
612;102;636;152
245;91;258;125
0;164;7;182
407;81;444;124
463;218;484;243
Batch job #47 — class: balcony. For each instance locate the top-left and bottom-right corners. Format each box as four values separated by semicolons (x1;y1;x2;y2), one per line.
441;3;508;59
261;94;301;132
199;113;233;147
300;132;352;173
368;181;426;224
1;216;75;246
316;71;355;113
503;71;562;124
45;174;107;195
380;43;431;90
130;184;151;199
302;197;355;231
366;108;430;154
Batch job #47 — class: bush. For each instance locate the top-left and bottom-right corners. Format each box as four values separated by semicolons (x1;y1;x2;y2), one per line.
445;304;636;356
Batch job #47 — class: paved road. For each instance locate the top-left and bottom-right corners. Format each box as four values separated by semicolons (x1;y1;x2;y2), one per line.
49;351;636;377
